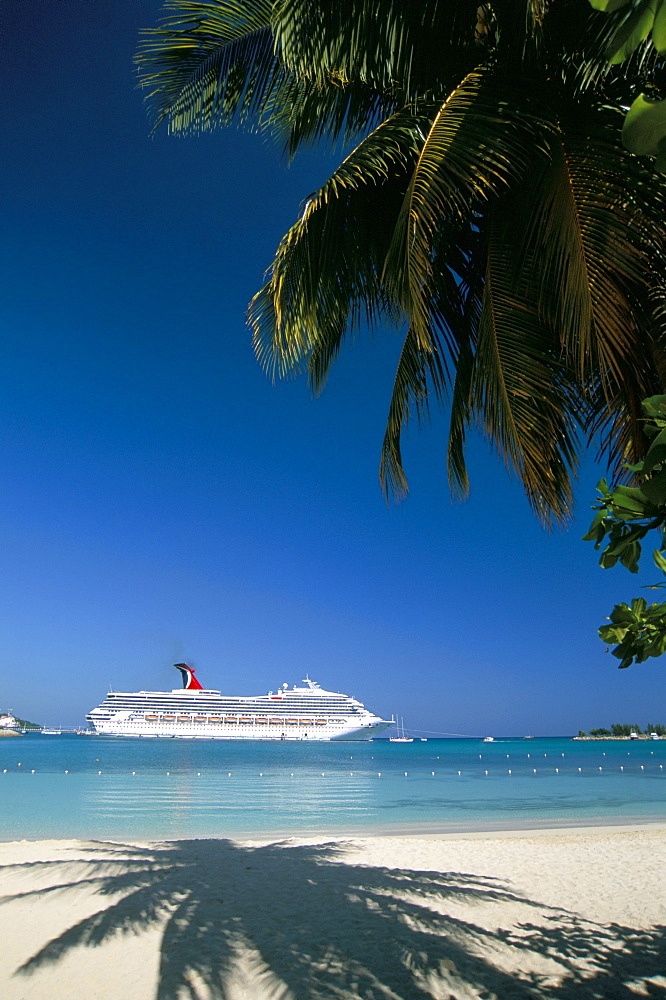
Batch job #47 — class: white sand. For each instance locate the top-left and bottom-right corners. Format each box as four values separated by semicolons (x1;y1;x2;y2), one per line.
1;825;665;999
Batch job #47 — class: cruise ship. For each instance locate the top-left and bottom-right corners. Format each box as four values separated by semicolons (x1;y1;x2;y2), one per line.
86;664;392;740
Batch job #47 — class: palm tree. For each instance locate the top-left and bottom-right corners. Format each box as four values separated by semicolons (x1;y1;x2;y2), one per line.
135;0;666;525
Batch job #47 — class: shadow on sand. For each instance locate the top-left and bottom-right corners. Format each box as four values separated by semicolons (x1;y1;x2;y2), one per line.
1;838;665;999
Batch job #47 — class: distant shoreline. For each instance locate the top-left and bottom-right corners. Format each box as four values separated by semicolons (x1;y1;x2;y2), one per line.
573;735;665;741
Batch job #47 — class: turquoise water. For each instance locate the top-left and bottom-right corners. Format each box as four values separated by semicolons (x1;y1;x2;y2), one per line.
1;735;665;840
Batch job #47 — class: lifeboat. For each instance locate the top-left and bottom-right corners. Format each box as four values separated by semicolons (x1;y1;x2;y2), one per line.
255;717;268;724
268;718;283;725
208;716;222;723
178;715;191;722
161;715;176;722
238;717;253;724
193;716;207;723
225;717;238;724
285;719;298;726
145;714;159;721
315;719;327;725
299;719;314;726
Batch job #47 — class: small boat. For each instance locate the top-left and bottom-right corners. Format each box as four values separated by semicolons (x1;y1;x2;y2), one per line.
483;736;494;743
390;718;413;743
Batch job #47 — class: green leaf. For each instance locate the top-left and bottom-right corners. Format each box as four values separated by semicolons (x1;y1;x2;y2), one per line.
622;93;666;155
653;549;666;572
611;485;650;513
652;0;666;50
589;0;632;9
643;428;666;472
640;469;666;505
641;395;666;418
605;1;657;64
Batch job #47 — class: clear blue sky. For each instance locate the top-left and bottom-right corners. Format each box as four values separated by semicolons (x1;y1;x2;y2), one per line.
1;0;664;734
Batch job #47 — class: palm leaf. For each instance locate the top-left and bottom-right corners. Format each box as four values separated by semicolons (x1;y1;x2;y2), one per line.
469;205;580;525
383;70;552;352
250;107;427;383
136;0;281;132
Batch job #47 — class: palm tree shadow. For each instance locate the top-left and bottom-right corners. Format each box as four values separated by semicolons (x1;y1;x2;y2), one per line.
2;838;665;999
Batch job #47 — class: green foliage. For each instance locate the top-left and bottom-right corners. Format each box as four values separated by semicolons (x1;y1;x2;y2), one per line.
589;727;612;734
588;0;666;166
585;395;666;667
589;0;666;62
578;730;588;736
137;1;666;527
647;722;666;733
611;722;643;734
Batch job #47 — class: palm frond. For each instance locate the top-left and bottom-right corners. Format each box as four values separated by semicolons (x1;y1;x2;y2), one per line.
384;70;552;351
136;0;281;132
471;216;580;526
273;0;480;94
249;107;427;383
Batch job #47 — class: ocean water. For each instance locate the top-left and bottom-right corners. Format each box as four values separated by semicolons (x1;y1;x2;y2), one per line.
1;735;665;841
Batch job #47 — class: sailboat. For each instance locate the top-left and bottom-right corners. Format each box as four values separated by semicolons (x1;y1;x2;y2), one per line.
389;718;414;743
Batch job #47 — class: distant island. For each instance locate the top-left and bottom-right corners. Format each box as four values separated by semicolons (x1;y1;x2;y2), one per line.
0;712;41;733
574;723;665;741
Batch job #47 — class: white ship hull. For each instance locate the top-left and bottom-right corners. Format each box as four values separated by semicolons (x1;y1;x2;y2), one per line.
87;666;391;742
91;719;385;740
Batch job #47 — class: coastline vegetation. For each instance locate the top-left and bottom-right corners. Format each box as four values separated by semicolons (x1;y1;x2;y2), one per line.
577;723;666;737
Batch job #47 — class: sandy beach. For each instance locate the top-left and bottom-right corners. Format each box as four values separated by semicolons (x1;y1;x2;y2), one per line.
1;825;665;999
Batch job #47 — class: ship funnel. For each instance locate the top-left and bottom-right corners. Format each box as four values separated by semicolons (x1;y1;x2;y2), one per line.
174;663;203;690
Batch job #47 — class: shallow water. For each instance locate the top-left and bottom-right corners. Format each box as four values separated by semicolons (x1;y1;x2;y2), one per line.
1;735;665;840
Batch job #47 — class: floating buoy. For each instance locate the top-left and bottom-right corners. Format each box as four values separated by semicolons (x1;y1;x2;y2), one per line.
457;770;461;775
484;770;488;775
533;769;536;773
508;769;512;774
621;766;624;771
132;771;135;775
198;772;201;776
228;772;232;776
98;770;102;775
578;767;582;772
64;770;68;774
378;771;382;776
431;771;435;776
555;768;559;773
404;771;408;776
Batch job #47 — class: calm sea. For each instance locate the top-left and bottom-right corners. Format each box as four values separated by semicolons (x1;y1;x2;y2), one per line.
1;735;665;841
